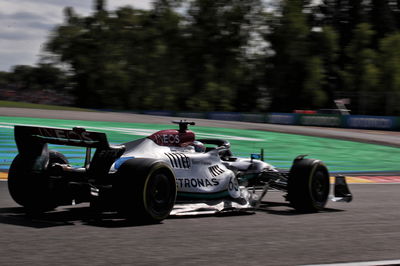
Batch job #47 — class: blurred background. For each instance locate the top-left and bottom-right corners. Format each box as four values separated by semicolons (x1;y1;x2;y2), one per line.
1;0;400;116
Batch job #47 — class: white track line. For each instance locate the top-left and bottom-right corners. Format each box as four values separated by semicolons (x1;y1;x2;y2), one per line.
302;259;400;266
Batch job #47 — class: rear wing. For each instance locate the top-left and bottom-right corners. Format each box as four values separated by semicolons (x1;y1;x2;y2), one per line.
14;125;110;155
14;125;125;176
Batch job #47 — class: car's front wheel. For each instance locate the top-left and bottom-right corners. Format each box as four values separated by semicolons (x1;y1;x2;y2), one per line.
287;157;330;212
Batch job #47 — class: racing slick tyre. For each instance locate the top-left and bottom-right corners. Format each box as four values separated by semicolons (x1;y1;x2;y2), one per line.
8;150;68;213
287;158;330;213
113;158;177;223
49;150;69;165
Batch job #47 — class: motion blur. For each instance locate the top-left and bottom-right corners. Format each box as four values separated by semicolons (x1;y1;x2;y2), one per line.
1;0;400;115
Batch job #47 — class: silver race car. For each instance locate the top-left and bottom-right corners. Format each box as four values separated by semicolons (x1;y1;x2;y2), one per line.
8;121;352;223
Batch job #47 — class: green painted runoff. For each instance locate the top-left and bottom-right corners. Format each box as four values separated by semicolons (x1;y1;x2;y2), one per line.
1;116;399;173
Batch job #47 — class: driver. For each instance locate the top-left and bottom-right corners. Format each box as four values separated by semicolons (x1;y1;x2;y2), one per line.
191;140;206;153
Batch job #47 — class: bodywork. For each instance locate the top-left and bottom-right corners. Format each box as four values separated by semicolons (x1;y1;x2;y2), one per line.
10;121;352;217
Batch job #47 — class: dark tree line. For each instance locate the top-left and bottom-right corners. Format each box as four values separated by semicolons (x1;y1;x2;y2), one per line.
265;0;400;114
0;64;68;92
44;0;264;112
0;64;73;105
3;0;400;115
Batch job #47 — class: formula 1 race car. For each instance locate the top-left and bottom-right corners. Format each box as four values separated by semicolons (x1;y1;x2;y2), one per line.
8;121;352;223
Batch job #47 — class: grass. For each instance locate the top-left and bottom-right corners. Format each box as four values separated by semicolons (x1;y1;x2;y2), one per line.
0;100;93;112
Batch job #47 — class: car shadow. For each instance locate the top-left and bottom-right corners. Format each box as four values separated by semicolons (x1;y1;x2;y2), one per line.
0;201;345;228
256;201;345;216
0;206;163;228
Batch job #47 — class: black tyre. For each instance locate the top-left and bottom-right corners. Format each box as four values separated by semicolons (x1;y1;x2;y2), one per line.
113;158;176;223
287;158;330;212
8;150;68;213
49;150;68;165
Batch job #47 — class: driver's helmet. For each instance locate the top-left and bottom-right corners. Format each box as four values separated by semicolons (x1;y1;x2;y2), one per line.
192;140;206;153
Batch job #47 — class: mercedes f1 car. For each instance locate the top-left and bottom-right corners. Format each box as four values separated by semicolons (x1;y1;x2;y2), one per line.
8;121;352;223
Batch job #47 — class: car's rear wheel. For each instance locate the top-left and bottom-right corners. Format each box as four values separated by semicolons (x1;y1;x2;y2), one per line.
113;159;176;223
287;157;330;212
8;150;69;213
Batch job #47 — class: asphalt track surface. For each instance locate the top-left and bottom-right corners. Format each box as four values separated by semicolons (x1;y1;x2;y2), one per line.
1;108;400;266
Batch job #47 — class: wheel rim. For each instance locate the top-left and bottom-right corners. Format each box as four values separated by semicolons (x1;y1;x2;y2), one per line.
311;170;329;204
146;171;175;216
